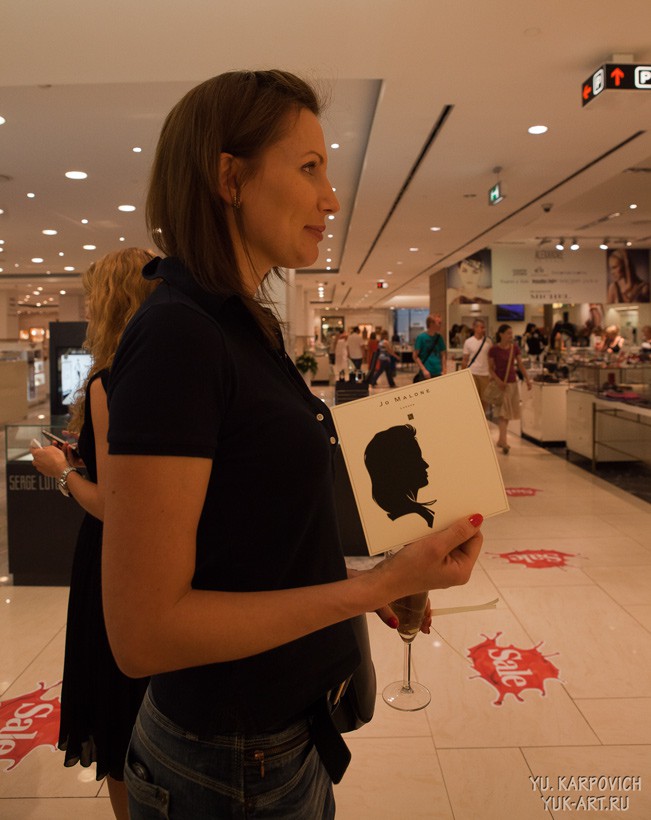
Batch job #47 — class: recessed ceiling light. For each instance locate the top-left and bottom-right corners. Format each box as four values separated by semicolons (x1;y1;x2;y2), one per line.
58;252;64;256
118;204;136;212
119;236;125;242
332;187;336;192
27;192;35;198
132;147;142;153
81;219;89;224
327;234;333;239
327;215;335;221
326;258;332;263
0;116;5;125
33;290;40;295
64;266;75;272
330;143;340;149
629;203;638;209
42;229;57;236
65;171;88;180
59;289;67;294
528;125;548;135
31;258;43;264
599;241;609;250
430;226;441;232
409;247;419;252
83;244;96;250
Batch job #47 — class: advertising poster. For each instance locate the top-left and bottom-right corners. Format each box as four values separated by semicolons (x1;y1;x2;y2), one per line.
447;249;492;305
491;248;606;304
605;248;650;303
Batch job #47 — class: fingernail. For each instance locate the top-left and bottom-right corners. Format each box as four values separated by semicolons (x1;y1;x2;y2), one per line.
469;513;483;527
388;617;399;629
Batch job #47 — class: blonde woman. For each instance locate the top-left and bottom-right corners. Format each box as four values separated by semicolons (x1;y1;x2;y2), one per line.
31;248;157;820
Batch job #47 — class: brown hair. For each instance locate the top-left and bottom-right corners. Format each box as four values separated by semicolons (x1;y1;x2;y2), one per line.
146;70;322;345
67;248;157;432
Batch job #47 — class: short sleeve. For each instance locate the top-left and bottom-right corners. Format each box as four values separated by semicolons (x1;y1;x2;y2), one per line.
108;302;231;458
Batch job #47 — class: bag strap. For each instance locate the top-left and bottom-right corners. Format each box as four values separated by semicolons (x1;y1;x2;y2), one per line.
468;336;486;367
501;344;515;384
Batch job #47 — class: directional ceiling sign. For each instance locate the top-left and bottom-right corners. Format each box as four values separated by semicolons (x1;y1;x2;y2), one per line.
582;63;651;106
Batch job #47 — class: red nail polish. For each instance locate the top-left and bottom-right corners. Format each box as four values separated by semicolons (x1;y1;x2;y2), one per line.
388;617;399;629
469;513;483;527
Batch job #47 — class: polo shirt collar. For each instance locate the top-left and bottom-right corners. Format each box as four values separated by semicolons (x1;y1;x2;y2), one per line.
143;255;236;321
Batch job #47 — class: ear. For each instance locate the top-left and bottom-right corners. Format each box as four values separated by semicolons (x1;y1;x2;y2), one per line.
217;152;241;206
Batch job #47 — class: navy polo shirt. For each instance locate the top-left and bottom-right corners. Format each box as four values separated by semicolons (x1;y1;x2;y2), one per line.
107;257;359;733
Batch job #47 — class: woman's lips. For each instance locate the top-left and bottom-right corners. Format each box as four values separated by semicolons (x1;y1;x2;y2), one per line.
305;225;325;241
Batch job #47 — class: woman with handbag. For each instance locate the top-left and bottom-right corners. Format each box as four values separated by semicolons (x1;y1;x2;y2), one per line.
487;323;532;454
102;70;485;819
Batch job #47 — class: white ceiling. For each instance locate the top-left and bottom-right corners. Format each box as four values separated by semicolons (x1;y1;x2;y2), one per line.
1;0;651;317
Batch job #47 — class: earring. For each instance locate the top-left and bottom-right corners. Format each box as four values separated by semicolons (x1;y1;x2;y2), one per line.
232;189;241;210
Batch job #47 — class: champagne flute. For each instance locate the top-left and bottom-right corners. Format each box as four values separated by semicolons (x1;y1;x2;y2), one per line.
382;589;431;711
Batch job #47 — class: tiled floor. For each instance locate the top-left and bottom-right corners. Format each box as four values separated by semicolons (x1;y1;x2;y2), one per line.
1;374;650;818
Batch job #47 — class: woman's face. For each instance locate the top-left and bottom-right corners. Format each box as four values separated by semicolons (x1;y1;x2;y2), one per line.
609;254;624;280
237;108;339;281
458;259;483;291
405;439;429;490
501;327;514;344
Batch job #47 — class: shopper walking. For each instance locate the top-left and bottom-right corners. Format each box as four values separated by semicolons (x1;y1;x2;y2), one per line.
461;319;491;410
413;314;446;380
101;70;484;819
30;248;156;820
347;326;364;370
368;329;398;388
487;323;532;454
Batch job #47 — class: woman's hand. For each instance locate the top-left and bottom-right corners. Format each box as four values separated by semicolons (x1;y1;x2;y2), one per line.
30;444;69;478
373;515;484;602
62;442;85;468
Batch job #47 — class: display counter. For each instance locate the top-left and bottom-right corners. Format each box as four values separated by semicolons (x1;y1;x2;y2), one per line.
520;380;569;443
6;424;86;585
566;388;651;467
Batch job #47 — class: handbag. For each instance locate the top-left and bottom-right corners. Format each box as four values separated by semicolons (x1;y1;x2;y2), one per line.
485;344;515;406
331;614;376;733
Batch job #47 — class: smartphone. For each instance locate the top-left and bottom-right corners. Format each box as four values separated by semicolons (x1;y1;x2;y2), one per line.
42;431;68;447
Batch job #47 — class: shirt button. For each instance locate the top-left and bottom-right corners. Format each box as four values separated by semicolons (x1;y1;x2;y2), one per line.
330;437;337;445
316;413;325;421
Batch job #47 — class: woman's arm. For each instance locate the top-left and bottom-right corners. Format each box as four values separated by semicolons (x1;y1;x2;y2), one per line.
29;378;107;520
516;354;532;390
102;453;483;678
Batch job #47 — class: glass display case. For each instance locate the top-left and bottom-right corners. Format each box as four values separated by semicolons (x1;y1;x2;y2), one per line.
5;424;85;585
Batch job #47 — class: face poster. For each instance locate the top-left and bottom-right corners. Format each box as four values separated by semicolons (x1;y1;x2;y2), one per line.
606;248;650;303
447;249;492;305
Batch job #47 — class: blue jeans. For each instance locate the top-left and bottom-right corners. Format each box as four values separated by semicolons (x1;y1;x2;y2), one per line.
124;690;335;819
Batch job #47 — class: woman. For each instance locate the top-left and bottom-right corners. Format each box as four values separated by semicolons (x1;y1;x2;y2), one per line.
448;256;492;304
30;248;156;820
607;248;650;303
101;71;484;819
487;323;532;454
596;324;626;354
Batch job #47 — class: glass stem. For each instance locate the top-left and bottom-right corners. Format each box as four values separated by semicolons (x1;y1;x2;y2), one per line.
402;641;413;693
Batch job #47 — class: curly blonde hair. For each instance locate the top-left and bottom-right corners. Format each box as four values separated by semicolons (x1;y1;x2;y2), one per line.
67;247;157;432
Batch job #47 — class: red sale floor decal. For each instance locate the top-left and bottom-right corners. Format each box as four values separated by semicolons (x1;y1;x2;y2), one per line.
467;633;561;706
505;487;543;496
0;681;61;772
490;548;578;569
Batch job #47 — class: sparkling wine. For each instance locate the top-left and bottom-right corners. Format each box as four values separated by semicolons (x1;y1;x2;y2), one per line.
391;590;428;643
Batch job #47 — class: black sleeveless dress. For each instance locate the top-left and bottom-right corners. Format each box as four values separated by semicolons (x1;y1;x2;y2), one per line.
58;370;149;781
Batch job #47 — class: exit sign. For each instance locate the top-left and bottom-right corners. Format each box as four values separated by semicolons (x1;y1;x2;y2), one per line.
488;182;504;205
582;63;651;106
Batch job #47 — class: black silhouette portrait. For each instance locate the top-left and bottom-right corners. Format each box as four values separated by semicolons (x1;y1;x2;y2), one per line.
364;424;436;527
